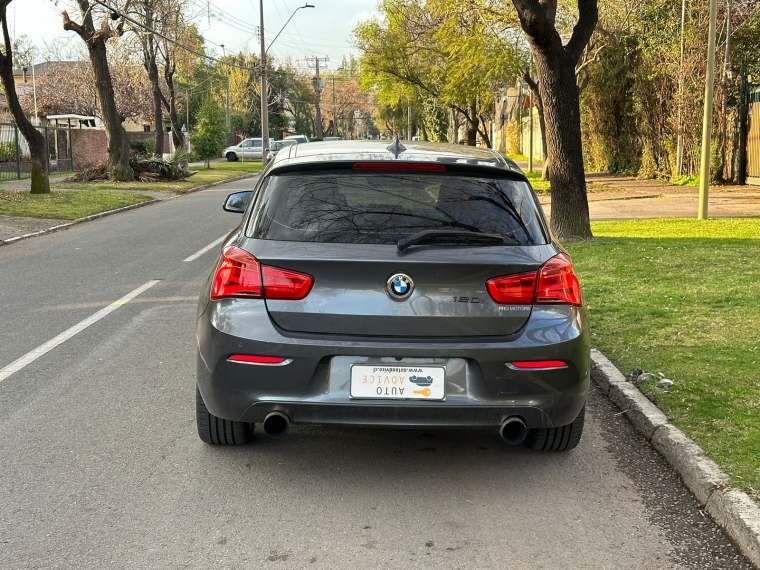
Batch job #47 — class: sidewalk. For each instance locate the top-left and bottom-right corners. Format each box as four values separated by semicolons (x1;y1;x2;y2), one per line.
514;163;760;220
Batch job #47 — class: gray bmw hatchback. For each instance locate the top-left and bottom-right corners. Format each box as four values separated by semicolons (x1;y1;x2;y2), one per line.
196;140;590;450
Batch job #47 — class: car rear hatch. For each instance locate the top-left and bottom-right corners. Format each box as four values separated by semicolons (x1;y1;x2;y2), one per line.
244;165;553;338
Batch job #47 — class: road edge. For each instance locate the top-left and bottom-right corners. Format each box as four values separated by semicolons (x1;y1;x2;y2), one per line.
0;171;260;247
591;349;760;567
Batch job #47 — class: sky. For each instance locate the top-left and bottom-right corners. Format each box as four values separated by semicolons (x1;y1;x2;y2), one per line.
9;0;380;71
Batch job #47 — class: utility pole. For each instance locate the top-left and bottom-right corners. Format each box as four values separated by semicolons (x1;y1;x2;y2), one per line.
186;86;190;133
307;56;329;138
221;44;230;137
259;1;269;164
332;74;337;136
260;3;314;159
698;0;718;219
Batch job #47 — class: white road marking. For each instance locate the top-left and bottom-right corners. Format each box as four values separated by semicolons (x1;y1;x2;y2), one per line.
183;235;227;262
0;280;160;384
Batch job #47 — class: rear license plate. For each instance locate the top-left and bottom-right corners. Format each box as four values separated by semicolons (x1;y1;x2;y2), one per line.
350;365;445;400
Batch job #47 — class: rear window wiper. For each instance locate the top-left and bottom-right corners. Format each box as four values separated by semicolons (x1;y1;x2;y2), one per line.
397;229;505;252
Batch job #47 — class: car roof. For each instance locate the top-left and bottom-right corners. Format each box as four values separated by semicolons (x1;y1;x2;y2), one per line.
269;140;523;175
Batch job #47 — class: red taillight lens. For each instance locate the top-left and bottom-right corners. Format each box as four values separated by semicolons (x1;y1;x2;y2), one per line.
262;266;314;300
485;254;581;306
486;271;538;304
228;355;287;364
211;247;262;300
211;247;313;301
536;253;582;306
510;360;567;369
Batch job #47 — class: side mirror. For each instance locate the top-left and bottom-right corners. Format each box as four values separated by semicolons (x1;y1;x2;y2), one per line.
223;191;252;213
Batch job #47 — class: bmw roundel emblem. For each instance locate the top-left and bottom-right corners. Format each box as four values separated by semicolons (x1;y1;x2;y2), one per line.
387;273;414;300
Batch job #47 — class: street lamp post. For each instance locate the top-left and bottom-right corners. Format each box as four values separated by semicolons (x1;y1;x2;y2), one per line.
260;2;314;164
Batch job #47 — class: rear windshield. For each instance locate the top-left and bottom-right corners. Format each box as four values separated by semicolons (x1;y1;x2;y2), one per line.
248;170;546;245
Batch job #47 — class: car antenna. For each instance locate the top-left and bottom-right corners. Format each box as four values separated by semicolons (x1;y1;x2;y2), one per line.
386;135;407;159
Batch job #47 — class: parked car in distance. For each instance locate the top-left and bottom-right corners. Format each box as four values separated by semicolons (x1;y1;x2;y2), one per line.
266;139;298;162
322;136;342;141
284;134;309;144
222;138;274;161
197;140;590;451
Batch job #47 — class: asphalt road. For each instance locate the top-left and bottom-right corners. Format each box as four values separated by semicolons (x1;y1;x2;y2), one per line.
0;178;754;570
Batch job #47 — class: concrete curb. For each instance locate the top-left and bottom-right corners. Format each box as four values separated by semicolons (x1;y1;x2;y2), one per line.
591;349;760;567
0;171;260;247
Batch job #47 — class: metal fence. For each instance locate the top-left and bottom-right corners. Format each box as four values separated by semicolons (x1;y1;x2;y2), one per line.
0;122;73;182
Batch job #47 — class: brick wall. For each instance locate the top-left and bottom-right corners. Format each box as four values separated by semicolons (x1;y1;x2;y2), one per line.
71;129;173;171
70;129;108;171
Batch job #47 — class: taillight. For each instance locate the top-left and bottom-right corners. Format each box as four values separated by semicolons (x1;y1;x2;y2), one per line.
211;247;262;300
486;271;537;304
536;254;582;306
486;254;581;306
211;247;313;301
262;266;314;300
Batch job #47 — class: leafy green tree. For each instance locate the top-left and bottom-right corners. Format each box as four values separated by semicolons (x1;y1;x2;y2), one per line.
190;98;227;168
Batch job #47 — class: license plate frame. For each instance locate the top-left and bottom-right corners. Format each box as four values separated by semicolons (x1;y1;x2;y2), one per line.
349;364;446;401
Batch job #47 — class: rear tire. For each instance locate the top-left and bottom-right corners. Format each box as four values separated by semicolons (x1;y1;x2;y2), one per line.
226;152;238;162
196;387;253;445
524;405;585;451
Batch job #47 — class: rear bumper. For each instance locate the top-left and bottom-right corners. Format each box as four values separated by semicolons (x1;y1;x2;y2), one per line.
196;300;590;429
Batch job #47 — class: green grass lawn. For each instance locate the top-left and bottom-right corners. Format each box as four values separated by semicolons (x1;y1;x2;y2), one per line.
0;190;153;220
57;160;265;194
565;218;760;502
506;152;543;164
525;169;550;193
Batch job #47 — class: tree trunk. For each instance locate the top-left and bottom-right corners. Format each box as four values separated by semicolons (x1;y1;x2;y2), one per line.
533;41;591;239
464;101;478;146
65;2;134;181
162;67;187;172
511;0;597;240
89;39;134;181
0;5;49;194
147;57;164;157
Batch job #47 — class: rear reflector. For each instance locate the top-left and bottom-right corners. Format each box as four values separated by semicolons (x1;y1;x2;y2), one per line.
353;162;446;171
211;247;313;301
510;360;567;369
486;271;537;304
228;355;287;364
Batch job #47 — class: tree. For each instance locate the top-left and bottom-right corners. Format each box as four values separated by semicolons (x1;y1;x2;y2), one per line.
0;1;49;193
131;0;165;156
160;17;202;172
355;0;522;147
62;1;134;181
190;97;226;167
510;0;598;239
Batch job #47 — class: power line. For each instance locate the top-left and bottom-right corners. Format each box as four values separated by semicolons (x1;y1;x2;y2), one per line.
89;0;261;73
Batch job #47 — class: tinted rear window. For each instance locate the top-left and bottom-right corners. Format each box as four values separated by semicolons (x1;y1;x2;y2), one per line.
248;170;546;245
